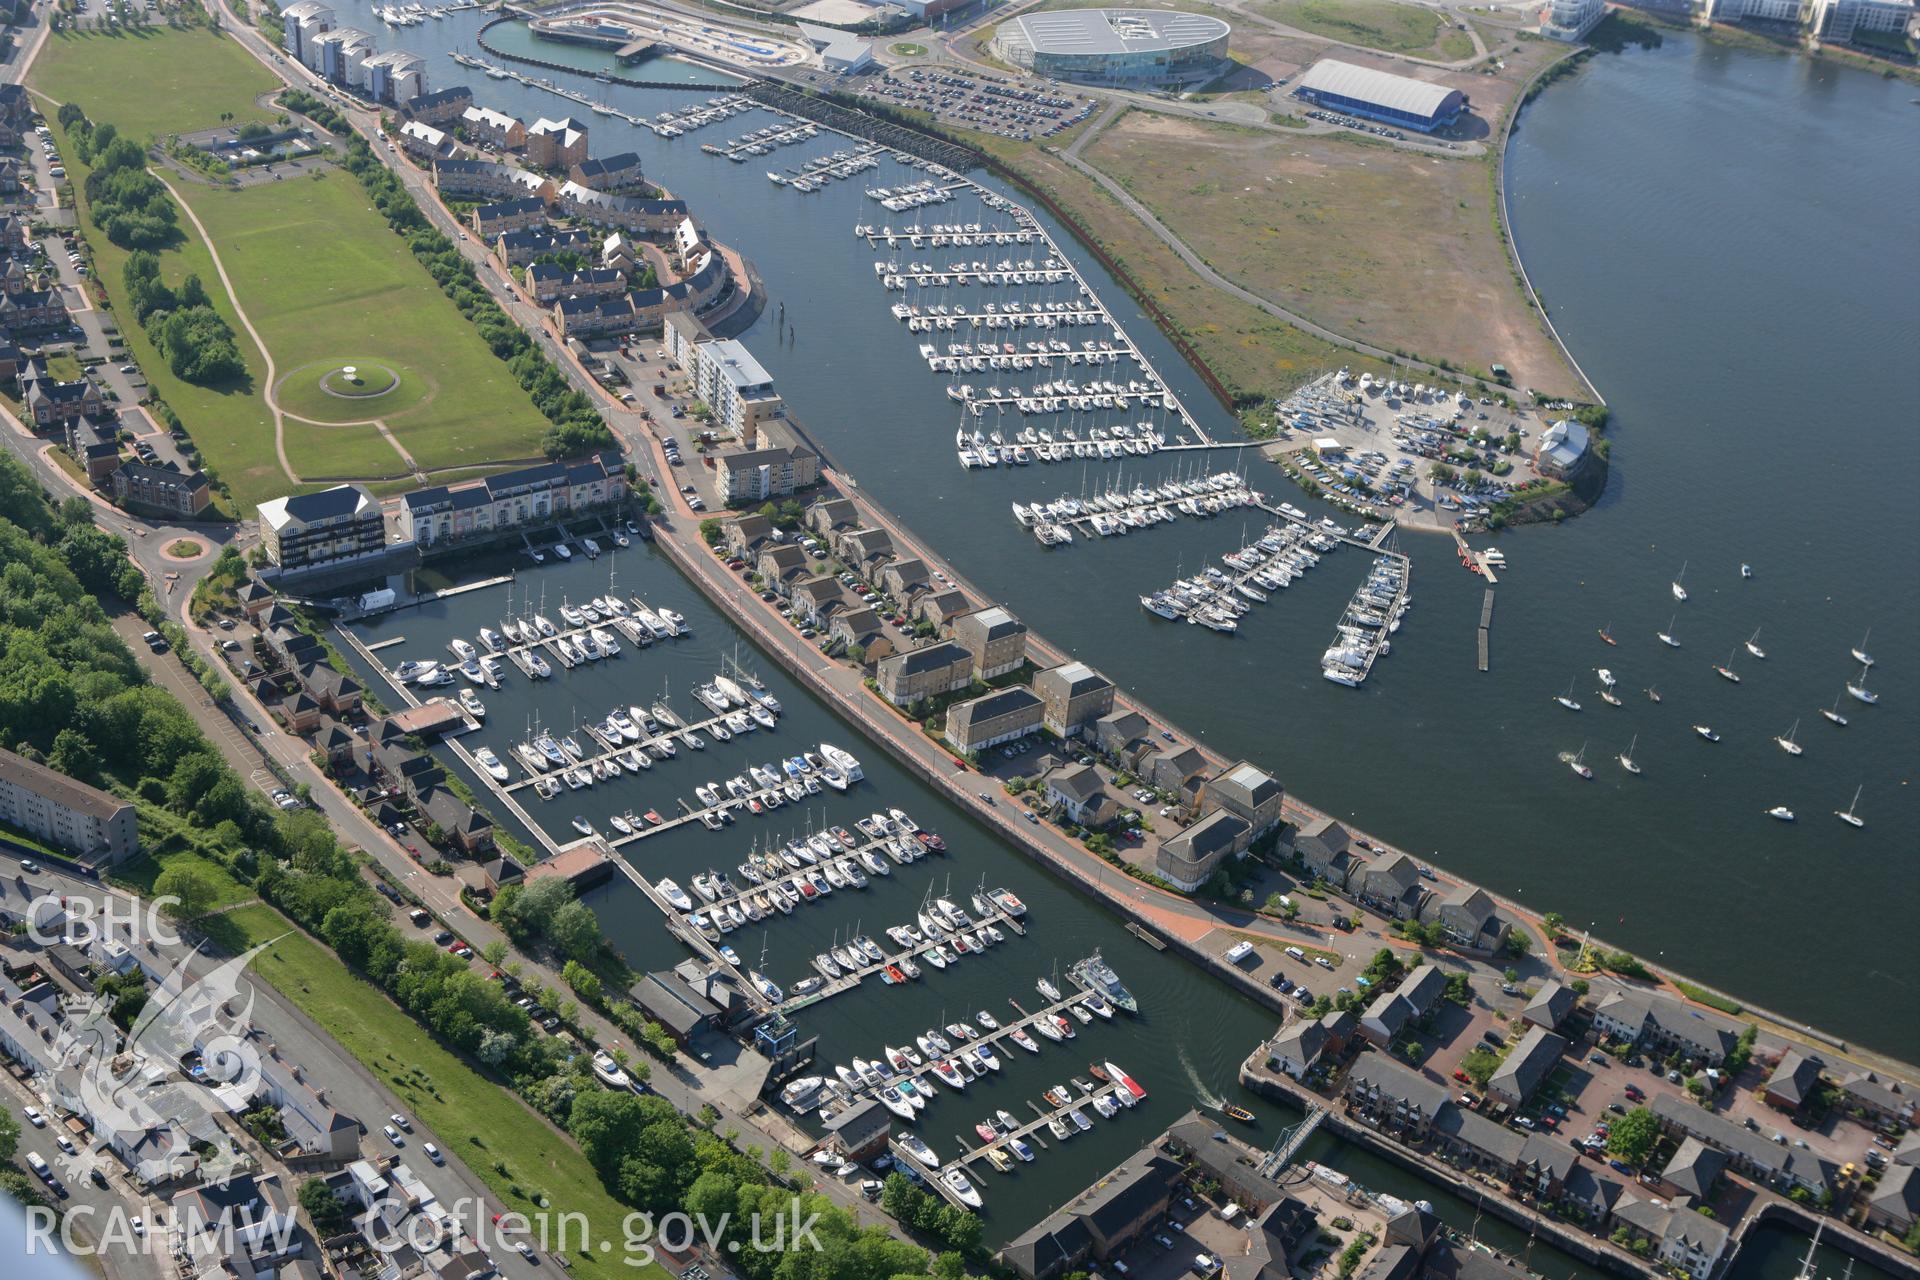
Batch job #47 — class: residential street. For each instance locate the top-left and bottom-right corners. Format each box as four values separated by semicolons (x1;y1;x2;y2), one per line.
0;852;546;1280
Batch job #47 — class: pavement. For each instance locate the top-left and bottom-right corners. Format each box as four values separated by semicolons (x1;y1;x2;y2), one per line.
0;851;545;1280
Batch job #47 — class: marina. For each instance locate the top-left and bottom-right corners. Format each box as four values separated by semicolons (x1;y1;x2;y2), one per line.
1009;469;1259;542
292;19;1917;1264
700;118;818;161
1139;518;1339;636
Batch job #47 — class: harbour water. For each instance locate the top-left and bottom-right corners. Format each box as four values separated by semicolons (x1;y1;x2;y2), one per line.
315;0;1912;1256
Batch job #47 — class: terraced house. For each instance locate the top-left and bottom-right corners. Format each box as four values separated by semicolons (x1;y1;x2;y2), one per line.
399;454;627;549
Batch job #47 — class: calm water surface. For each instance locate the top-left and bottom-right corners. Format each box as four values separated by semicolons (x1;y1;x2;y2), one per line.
321;4;1912;1257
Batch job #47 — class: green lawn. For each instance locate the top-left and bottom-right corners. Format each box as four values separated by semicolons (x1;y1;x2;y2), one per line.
214;905;661;1280
44;351;84;381
33;111;275;512
1253;0;1474;58
29;27;279;137
282;420;416;483
110;850;255;911
179;171;551;477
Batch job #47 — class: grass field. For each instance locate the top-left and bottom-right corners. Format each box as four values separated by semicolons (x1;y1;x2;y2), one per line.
29;27;279;137
111;850;256;911
982;133;1387;403
213;904;661;1280
180;171;551;479
32;113;274;514
1083;110;1582;394
1252;0;1476;59
282;419;416;483
274;359;429;424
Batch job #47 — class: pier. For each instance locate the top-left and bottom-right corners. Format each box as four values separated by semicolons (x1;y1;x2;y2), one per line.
335;625;565;857
1016;474;1260;542
1479;588;1494;673
862;226;1044;249
949;1078;1140;1172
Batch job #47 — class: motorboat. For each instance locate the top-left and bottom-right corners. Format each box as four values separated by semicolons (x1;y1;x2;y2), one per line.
1765;806;1795;823
1104;1062;1147;1100
1008;1027;1039;1054
780;1076;824;1108
1693;725;1720;742
473;747;510;781
656;879;693;912
942;1169;982;1208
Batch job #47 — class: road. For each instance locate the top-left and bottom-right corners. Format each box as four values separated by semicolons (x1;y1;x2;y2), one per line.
0;851;545;1280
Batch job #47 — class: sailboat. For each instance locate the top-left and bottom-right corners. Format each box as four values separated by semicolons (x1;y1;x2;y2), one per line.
1820;692;1849;726
1671;561;1689;602
1618;735;1641;775
1559;742;1593;780
1713;648;1741;684
1744;628;1766;660
1657;613;1680;648
1597;623;1616;647
1774;720;1802;757
1845;665;1878;705
1554;678;1582;712
1835;785;1864;829
1851;628;1873;667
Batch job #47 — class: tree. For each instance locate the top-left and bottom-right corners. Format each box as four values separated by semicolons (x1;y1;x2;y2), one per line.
0;1105;18;1163
1604;1107;1661;1167
1503;967;1519;984
154;863;219;921
1459;1048;1500;1089
549;899;601;961
562;961;602;1004
1570;978;1590;996
298;1178;348;1235
1542;911;1565;940
1504;929;1533;958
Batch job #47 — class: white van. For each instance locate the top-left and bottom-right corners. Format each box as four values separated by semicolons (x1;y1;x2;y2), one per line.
26;1151;50;1178
1284;946;1306;961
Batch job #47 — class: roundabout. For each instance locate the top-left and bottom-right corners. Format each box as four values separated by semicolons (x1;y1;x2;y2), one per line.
275;359;432;425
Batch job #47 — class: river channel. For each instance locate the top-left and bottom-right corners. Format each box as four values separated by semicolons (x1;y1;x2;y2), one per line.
323;0;1912;1258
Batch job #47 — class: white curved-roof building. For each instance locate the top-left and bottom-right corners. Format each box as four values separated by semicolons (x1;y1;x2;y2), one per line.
992;9;1230;85
1292;58;1468;133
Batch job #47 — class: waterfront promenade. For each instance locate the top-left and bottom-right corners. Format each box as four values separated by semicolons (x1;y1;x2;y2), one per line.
213;0;1916;1095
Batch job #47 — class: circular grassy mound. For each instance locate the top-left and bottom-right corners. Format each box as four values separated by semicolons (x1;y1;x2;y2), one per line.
277;360;429;424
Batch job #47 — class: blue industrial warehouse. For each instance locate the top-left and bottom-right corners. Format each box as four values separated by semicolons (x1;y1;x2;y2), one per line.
1292;59;1468;133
